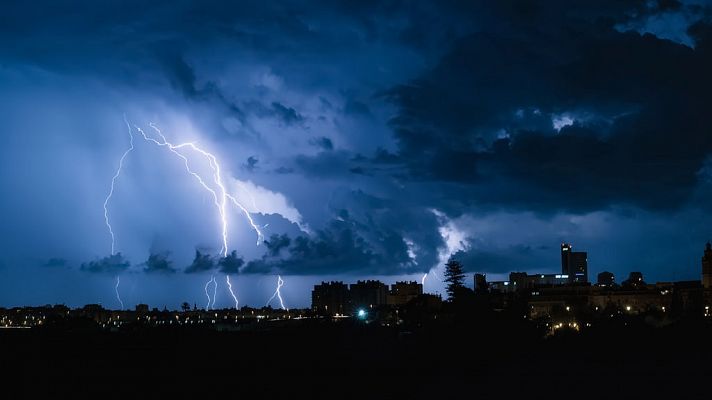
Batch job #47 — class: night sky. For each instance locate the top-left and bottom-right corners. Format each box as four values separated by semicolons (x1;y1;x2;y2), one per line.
2;1;712;309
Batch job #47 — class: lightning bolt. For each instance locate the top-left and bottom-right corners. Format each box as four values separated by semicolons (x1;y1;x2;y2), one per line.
421;273;427;285
104;119;267;310
115;276;124;310
142;123;264;256
104;118;264;260
103;117;135;255
266;275;286;310
204;275;217;311
226;275;239;309
211;276;218;310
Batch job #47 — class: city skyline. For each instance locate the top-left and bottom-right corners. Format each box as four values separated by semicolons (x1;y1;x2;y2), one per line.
0;240;708;311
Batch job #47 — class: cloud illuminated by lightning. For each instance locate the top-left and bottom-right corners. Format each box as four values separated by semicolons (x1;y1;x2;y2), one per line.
143;122;264;256
103;118;264;258
104;119;277;311
115;276;124;310
266;275;286;310
226;275;239;309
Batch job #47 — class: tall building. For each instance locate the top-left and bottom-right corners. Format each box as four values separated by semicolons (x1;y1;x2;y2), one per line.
703;242;712;289
387;281;423;306
509;272;528;289
349;280;388;310
311;281;350;314
474;274;488;294
622;272;645;289
597;271;615;287
561;243;588;283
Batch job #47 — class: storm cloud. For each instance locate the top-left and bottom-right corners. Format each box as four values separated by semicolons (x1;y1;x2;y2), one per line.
384;5;712;213
1;1;711;308
218;251;245;274
80;253;130;275
144;253;177;274
184;250;216;274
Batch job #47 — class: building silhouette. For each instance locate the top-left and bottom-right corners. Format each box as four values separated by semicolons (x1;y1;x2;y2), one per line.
311;280;425;315
597;271;615;287
703;242;712;289
561;243;588;283
350;280;388;310
311;281;350;314
474;274;488;294
489;272;570;293
387;281;423;306
622;272;645;289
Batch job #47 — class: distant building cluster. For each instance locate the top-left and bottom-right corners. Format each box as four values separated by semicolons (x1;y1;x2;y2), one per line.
487;243;589;291
311;280;425;315
0;303;307;331
472;242;712;332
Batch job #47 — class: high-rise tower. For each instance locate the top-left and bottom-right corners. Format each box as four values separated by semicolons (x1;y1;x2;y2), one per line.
702;242;712;289
561;243;588;284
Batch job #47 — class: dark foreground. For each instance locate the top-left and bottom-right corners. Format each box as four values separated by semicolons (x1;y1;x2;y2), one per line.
2;318;711;399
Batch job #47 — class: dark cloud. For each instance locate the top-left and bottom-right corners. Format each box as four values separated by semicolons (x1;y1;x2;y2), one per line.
349;167;369;176
294;151;354;179
383;4;712;213
243;223;393;275
264;234;291;257
343;99;371;116
271;102;304;126
244;156;259;172
309;137;334;151
80;253;130;274
184;250;215;274
144;253;177;274
274;166;295;174
243;191;444;275
218;251;245;274
371;148;401;164
44;258;67;268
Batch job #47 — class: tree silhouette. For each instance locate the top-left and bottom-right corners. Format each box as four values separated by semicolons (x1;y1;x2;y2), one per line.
444;259;466;301
181;302;190;312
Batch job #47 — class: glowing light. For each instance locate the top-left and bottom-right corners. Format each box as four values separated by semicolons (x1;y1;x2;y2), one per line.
103;116;135;255
357;309;366;319
266;275;286;310
226;275;239;309
115;276;124;310
553;114;574;131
